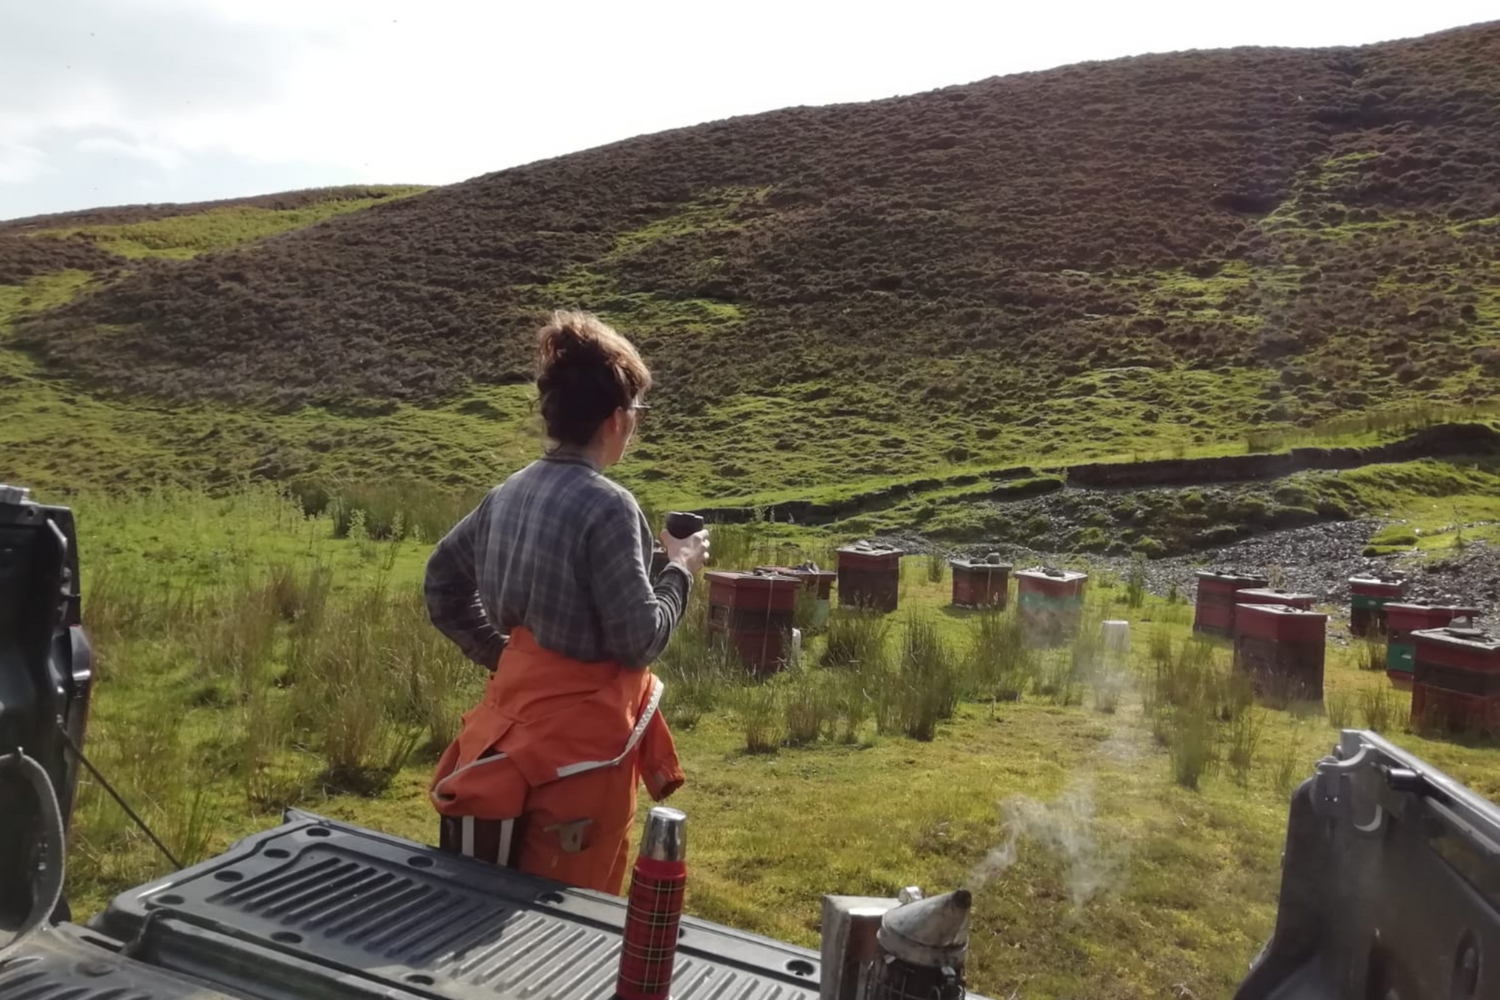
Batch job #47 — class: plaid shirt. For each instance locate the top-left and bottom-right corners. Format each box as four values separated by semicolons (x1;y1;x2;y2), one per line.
424;449;692;670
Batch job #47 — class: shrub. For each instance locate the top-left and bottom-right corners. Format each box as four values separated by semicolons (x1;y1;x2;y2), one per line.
320;480;481;542
1133;536;1167;559
1073;527;1109;552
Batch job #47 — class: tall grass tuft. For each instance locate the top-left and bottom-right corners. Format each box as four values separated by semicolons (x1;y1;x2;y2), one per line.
964;610;1033;705
1125;555;1147;609
822;609;890;668
733;682;782;753
926;551;946;584
385;593;485;754
190;574;279;685
1038;654;1085;706
1148;627;1174;675
834;667;876;744
1359;684;1407;733
1149;707;1173;748
1226;709;1264;786
1356;638;1386;672
783;669;838;746
1271;731;1307;799
656;588;740;729
1092;668;1124;714
1148;635;1221;711
893;613;958;741
289;584;425;794
1325;690;1354;729
166;783;222;868
1170;707;1218;790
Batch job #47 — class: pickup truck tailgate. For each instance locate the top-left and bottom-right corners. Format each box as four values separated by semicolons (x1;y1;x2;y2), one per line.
89;810;822;1000
0;923;251;1000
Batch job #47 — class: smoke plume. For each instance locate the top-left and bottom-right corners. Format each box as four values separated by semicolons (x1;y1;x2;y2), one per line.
967;777;1120;906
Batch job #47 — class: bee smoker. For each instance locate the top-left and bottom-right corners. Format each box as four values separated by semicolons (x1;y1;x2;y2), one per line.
821;888;971;1000
652;513;705;579
869;889;971;1000
665;512;704;539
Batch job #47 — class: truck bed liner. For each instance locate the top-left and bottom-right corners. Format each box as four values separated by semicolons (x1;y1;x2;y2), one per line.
87;810;823;1000
0;923;250;1000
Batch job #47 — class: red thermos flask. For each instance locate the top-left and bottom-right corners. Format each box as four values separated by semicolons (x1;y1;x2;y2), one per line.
615;807;688;1000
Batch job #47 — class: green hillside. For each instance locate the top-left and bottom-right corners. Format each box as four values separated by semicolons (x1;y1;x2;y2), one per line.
3;27;1499;546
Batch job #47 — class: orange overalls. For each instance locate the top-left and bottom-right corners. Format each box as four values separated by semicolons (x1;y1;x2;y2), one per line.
429;627;685;894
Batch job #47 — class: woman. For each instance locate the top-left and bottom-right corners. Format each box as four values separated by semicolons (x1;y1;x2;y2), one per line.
424;310;710;894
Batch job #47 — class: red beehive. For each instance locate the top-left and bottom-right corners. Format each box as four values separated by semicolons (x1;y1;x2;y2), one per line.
705;571;802;674
1233;603;1328;702
836;544;902;613
1384;604;1481;689
1016;568;1087;646
1234;588;1317;612
1194;570;1269;637
754;565;836;600
1348;574;1408;637
1410;626;1500;734
755;564;837;629
950;557;1011;609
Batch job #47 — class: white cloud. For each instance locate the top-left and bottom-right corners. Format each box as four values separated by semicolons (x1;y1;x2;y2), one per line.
0;142;52;185
76;136;187;171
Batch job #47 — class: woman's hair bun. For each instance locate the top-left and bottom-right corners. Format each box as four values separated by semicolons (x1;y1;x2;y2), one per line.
535;310;652;447
538;313;609;369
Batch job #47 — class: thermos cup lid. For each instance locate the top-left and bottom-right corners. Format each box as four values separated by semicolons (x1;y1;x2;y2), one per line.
641;807;688;862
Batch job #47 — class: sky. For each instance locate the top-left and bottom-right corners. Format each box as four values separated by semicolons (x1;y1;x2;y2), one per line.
3;0;1496;221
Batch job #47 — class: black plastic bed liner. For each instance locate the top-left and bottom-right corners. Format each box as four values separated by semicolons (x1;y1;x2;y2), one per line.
60;808;820;1000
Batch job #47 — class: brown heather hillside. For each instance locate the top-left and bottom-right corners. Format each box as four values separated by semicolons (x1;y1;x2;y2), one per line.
3;23;1499;502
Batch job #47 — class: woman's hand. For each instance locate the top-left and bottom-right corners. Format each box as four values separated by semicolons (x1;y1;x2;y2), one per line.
662;528;710;575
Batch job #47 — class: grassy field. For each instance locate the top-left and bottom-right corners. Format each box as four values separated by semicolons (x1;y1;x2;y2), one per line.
59;485;1498;1000
23;189;429;259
